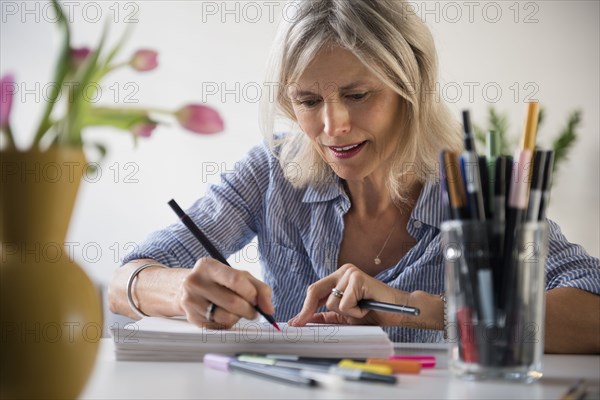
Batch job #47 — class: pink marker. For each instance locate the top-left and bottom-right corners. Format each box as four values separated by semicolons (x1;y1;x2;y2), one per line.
387;355;436;368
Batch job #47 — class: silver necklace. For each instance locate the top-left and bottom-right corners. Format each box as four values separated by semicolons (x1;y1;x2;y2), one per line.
374;220;399;265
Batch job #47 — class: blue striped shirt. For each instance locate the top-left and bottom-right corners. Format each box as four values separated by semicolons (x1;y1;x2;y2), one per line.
124;142;600;342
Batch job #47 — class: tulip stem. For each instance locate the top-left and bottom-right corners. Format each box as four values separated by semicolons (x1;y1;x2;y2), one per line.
145;108;175;116
2;124;17;150
105;106;175;116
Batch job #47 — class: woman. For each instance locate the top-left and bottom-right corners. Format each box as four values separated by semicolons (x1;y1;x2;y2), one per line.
108;0;600;352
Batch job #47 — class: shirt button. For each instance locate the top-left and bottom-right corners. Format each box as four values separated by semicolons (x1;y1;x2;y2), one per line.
413;220;422;229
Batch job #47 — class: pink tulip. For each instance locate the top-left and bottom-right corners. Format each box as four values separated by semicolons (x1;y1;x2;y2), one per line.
175;104;224;134
0;73;16;128
131;121;157;138
129;49;159;72
70;47;91;69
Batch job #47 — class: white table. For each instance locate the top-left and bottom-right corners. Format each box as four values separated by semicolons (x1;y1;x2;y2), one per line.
81;339;599;399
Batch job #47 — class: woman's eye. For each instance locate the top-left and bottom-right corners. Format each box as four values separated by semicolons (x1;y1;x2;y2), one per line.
298;98;321;107
348;93;368;101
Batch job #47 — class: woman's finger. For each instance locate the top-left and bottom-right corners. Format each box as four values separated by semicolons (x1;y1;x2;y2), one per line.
183;261;258;321
336;268;372;319
289;265;356;326
247;274;275;316
300;311;350;325
324;269;352;312
288;282;332;326
207;263;260;305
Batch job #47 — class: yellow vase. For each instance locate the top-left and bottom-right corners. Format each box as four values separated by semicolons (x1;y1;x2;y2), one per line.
1;148;103;399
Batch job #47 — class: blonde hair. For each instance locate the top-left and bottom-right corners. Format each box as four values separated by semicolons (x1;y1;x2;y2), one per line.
260;0;462;204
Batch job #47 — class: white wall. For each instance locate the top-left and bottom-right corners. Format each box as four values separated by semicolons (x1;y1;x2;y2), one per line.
2;1;598;289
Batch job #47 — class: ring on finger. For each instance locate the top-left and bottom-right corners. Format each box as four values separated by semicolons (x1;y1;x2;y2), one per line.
205;302;216;322
331;288;344;298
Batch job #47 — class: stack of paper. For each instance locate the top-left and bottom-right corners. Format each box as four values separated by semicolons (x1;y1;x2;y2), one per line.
111;317;394;361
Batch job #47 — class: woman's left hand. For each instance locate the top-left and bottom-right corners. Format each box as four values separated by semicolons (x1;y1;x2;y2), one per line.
288;264;411;327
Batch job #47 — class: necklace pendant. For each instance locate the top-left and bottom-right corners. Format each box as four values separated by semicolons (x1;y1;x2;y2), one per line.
374;257;381;265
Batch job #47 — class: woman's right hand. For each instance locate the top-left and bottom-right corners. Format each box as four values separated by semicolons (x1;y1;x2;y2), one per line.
108;258;274;330
176;257;275;329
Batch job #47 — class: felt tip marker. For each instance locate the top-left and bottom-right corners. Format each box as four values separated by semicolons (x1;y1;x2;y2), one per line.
366;359;422;374
486;131;498;217
236;355;397;384
443;151;469;220
337;359;393;375
461;110;486;221
538;150;555;221
439;150;453;221
387;355;436;368
526;150;548;222
204;354;316;386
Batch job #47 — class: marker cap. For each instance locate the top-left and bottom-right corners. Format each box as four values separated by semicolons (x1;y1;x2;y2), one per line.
203;353;234;372
338;359;392;375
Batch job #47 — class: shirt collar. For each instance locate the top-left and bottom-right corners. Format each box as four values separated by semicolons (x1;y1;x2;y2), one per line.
410;180;443;230
302;175;347;204
301;176;443;230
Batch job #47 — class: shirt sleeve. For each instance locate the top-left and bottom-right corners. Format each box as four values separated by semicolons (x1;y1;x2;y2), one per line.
545;218;600;295
122;143;273;268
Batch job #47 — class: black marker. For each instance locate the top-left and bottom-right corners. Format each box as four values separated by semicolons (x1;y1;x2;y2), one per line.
537;150;555;221
358;299;420;316
460;110;486;221
526;150;548;222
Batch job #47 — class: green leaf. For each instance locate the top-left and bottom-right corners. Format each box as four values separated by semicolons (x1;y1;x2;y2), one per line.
552;110;581;173
82;107;152;131
487;107;509;154
65;20;110;145
538;107;545;128
104;24;133;68
473;124;486;149
94;24;134;81
32;0;72;148
473;106;581;181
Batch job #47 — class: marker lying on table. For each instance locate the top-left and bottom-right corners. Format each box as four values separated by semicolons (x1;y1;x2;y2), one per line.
204;354;316;386
338;359;393;375
237;355;397;384
387;355;436;368
263;354;427;372
364;359;422;374
168;199;280;332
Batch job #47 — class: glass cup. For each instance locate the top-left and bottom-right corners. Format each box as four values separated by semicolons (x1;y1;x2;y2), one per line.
441;220;548;382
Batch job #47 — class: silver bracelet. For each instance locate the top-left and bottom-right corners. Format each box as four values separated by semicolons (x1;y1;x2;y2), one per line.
440;293;447;340
126;262;169;318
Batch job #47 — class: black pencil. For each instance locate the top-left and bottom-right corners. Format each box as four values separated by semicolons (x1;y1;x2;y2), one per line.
168;199;280;331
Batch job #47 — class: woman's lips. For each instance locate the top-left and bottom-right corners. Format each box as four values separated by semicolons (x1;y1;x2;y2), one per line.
327;141;367;159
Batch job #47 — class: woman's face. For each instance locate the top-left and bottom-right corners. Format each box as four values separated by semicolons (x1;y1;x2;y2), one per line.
288;46;406;183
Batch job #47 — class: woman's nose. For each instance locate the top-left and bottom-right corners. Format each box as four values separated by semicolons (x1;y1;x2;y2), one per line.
323;100;351;137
